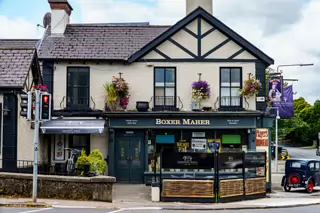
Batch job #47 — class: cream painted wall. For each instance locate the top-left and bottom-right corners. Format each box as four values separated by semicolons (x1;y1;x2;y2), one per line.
53;61;256;111
52;17;259;112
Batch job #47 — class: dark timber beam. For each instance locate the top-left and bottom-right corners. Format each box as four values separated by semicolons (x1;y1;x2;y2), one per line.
154;48;171;60
228;49;245;59
202;38;231;58
168;38;197;58
183;28;197;38
197;18;202;58
201;27;216;39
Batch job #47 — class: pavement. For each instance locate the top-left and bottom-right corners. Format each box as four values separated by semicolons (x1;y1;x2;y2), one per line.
3;145;320;212
2;205;320;213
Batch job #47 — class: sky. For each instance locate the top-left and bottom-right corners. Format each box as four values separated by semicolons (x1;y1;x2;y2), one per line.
0;0;319;105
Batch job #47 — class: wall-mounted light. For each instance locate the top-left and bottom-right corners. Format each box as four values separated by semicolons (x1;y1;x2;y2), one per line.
2;105;10;116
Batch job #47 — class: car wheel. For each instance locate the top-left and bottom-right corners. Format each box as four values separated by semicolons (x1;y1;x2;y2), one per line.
307;181;314;193
284;185;291;192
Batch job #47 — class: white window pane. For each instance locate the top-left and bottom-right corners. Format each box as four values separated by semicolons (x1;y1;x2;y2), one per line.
165;88;175;97
231;82;240;87
221;82;230;87
220;88;230;106
221;69;230;84
165;69;175;83
221;88;230;97
155;88;164;97
165;82;175;87
231;68;241;83
231;88;241;106
155;68;164;83
155;82;165;87
231;88;240;97
165;88;175;106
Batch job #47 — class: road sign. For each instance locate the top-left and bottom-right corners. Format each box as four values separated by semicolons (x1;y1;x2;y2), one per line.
281;155;290;160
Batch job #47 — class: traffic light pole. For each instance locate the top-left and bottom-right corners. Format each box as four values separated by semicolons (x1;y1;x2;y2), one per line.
32;90;40;203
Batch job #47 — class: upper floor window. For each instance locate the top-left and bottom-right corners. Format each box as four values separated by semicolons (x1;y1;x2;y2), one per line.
154;67;176;109
67;67;90;110
220;67;242;108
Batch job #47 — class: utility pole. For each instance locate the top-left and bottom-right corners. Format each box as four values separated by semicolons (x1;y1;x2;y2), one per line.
268;107;280;172
32;90;40;203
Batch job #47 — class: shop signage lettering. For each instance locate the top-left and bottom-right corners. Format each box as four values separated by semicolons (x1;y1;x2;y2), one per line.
177;156;199;166
155;119;211;125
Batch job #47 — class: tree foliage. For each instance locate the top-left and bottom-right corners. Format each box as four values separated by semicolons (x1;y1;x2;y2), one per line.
278;97;320;145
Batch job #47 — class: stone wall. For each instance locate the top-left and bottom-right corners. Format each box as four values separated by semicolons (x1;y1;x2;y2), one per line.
0;173;116;202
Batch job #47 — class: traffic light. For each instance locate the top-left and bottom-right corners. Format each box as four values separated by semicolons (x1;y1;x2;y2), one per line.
20;92;32;120
40;93;51;121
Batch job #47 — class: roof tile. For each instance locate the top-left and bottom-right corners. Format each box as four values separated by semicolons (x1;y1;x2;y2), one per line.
38;25;169;60
0;48;35;88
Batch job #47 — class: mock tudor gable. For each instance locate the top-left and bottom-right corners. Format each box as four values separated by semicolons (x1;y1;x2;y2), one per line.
129;7;274;65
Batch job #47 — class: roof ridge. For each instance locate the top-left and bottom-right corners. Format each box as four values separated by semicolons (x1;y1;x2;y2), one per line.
67;24;171;28
0;39;39;41
0;47;36;50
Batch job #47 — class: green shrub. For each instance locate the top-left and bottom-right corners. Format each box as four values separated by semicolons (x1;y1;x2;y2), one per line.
76;149;107;176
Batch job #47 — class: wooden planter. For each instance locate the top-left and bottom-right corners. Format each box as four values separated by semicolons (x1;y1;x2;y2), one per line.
219;179;244;198
245;178;266;195
162;179;215;198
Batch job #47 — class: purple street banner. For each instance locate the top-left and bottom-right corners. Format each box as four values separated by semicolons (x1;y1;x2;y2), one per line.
268;75;283;102
269;85;294;119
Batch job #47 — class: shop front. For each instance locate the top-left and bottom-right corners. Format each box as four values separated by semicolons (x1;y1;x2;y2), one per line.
40;119;107;174
107;112;268;184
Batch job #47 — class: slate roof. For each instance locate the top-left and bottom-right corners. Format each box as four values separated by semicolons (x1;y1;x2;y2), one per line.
0;48;36;88
0;39;39;49
38;24;170;60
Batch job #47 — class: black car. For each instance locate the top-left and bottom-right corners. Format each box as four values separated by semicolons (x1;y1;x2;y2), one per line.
281;159;320;193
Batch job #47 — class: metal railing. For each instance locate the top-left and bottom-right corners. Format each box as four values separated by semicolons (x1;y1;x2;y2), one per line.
214;96;249;110
0;159;81;176
149;96;183;111
59;96;96;111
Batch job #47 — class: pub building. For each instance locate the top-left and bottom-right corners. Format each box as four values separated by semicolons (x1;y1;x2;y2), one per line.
106;112;274;184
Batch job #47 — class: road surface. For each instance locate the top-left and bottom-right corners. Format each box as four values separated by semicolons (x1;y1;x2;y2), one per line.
2;206;320;213
281;146;320;159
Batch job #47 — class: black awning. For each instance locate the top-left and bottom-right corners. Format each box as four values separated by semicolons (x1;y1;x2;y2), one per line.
40;119;106;134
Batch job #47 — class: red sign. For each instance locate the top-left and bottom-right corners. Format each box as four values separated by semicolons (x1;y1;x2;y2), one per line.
256;129;269;146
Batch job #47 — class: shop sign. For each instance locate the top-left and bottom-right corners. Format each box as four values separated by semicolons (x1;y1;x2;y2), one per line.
256;128;270;183
161;151;215;169
155;118;210;125
191;138;207;150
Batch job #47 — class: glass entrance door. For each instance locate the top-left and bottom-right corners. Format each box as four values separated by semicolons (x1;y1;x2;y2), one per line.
116;137;144;183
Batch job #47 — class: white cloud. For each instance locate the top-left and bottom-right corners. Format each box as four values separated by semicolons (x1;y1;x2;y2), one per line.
0;16;43;39
1;0;319;104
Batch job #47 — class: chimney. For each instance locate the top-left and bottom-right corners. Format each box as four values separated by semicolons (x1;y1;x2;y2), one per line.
48;0;73;35
186;0;213;15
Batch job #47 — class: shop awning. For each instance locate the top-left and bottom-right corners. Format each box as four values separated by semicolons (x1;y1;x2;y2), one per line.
40;119;106;134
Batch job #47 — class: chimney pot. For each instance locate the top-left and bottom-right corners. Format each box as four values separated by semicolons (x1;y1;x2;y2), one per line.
48;0;73;35
186;0;213;15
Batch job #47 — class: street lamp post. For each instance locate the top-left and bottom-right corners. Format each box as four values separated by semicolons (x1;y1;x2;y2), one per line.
270;63;313;173
269;107;280;172
276;63;314;73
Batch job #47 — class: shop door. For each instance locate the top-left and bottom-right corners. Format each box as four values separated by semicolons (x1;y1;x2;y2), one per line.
116;137;144;183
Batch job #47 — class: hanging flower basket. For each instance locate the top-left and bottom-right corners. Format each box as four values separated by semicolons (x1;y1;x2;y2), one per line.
240;73;262;97
104;76;130;110
192;80;211;101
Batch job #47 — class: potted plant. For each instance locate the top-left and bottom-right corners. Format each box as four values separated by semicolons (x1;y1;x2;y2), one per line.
104;76;130;111
191;80;211;111
240;73;262;98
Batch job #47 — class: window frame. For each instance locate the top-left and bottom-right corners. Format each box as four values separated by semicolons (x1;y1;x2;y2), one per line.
66;67;90;110
69;134;91;156
153;67;177;108
219;67;243;108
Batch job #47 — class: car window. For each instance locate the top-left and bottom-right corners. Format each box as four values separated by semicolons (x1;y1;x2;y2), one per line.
316;162;320;170
291;162;302;168
308;162;315;170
